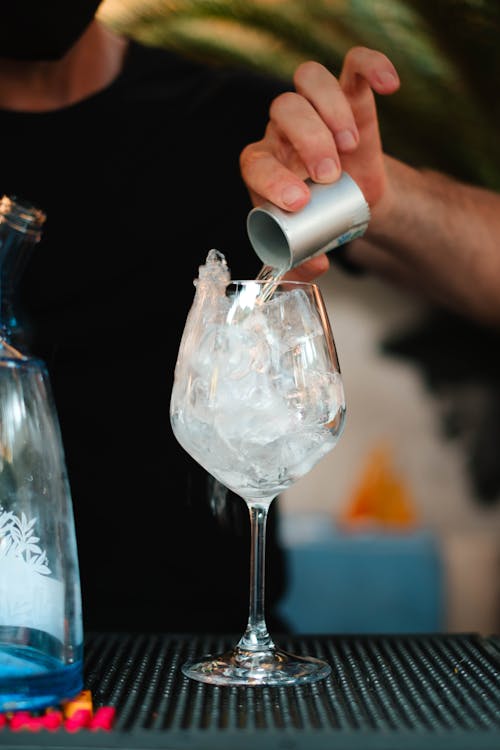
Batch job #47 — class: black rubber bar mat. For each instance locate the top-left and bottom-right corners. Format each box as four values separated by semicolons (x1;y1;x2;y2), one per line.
2;631;500;749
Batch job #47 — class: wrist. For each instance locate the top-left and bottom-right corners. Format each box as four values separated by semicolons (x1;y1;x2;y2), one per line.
366;156;422;242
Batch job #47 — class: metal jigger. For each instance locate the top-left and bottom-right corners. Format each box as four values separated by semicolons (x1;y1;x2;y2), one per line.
247;172;370;272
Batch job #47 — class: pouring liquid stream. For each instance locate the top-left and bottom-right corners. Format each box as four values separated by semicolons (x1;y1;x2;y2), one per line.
255;263;286;302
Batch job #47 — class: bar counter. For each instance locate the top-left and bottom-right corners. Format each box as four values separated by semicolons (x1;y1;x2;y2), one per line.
3;631;500;749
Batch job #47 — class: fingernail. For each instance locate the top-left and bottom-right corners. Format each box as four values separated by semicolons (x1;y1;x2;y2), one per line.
336;129;357;152
376;71;398;87
282;184;306;207
315;157;339;182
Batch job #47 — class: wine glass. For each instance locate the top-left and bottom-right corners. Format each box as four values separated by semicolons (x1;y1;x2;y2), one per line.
170;254;345;686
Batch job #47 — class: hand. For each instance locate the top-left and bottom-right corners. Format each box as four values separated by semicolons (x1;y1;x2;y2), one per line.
240;46;400;231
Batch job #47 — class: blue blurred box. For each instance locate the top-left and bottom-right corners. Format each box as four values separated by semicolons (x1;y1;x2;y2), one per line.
277;513;444;634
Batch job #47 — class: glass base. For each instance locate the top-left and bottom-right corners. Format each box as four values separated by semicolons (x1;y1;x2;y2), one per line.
182;646;331;686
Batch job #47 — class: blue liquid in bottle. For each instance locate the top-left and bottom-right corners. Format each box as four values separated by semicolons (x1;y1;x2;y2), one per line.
0;636;82;712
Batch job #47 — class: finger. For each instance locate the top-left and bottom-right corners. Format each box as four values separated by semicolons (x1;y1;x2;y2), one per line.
293;61;360;155
340;46;400;99
269;90;342;184
240;132;311;211
284;253;330;282
337;49;399;199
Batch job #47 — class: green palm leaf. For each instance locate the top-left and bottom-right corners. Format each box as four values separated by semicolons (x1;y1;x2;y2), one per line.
99;0;500;187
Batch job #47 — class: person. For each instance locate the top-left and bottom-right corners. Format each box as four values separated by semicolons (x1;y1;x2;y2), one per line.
1;4;495;636
0;1;306;634
239;47;500;328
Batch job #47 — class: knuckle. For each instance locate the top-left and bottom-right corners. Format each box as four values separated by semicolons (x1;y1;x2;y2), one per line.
239;143;280;184
269;91;299;119
345;45;391;69
239;141;263;171
346;45;370;60
293;60;331;88
239;141;255;165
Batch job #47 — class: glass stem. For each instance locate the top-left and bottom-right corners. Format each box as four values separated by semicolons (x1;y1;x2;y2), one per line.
237;500;275;653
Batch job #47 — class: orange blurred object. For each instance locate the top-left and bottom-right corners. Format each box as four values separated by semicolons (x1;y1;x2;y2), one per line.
62;689;93;720
339;444;418;531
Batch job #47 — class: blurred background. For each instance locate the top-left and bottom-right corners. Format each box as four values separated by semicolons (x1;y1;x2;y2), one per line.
99;0;500;635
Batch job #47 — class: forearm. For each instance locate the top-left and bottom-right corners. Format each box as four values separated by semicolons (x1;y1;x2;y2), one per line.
348;156;500;325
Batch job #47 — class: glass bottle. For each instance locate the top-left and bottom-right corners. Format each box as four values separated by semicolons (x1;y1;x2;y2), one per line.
0;196;83;711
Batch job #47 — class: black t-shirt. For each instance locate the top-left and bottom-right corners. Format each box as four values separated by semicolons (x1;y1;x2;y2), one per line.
0;40;290;633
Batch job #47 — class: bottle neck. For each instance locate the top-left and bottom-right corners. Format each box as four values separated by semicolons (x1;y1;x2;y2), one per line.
0;195;46;347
